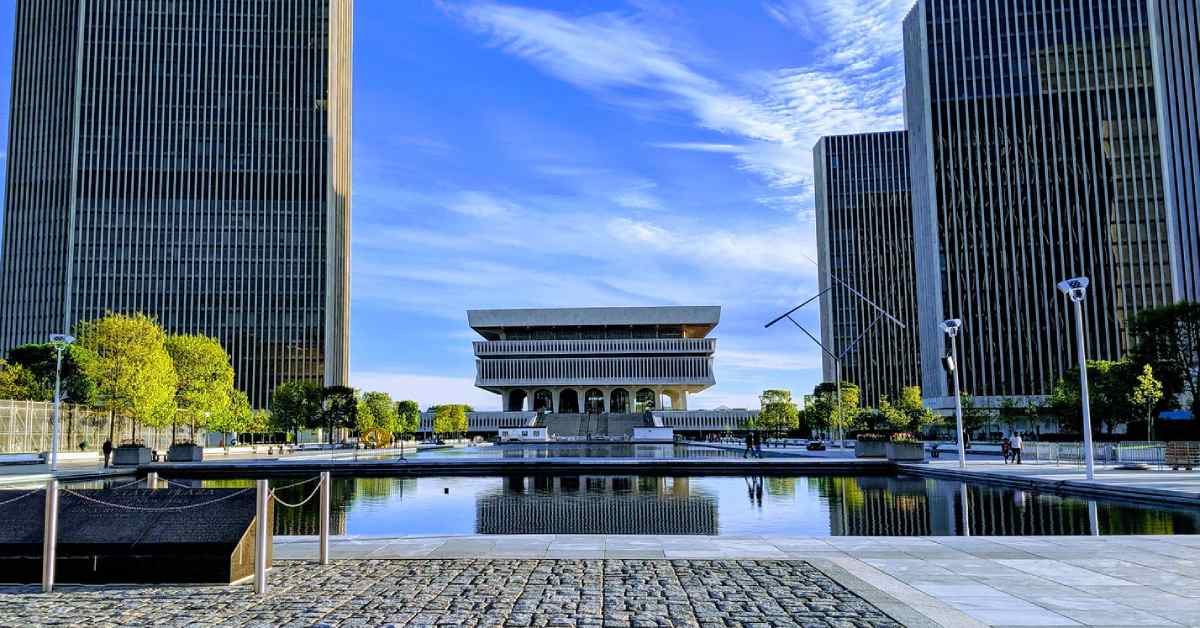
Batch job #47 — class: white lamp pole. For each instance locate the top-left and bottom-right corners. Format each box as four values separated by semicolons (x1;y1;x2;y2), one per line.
942;320;966;469
1058;277;1095;480
48;334;76;472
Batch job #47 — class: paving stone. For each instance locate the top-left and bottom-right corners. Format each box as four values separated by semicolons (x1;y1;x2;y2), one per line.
0;559;902;627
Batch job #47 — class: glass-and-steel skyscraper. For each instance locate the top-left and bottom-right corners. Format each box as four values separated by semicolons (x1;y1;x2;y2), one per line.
904;0;1199;404
0;0;353;407
814;131;921;406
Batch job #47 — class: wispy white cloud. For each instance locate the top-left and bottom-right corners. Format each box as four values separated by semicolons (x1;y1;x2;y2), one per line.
449;0;906;214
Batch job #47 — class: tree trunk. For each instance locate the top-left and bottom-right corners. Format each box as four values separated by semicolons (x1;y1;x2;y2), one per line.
108;410;116;442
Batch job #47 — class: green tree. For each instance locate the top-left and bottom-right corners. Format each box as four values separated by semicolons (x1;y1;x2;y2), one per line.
1051;360;1140;435
209;388;251;448
165;333;235;443
876;396;908;430
6;343;95;403
1130;364;1164;441
958;393;994;436
0;359;49;401
896;386;938;433
74;313;177;442
758;389;799;434
269;380;323;443
432;404;468;438
812;381;860;436
1128;301;1200;413
322;386;358;444
357;390;399;434
396;399;421;436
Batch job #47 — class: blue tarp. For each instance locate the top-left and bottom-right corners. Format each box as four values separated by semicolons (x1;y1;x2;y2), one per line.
1158;410;1194;421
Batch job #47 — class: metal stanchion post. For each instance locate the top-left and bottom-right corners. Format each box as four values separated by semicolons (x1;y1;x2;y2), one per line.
42;479;59;593
319;471;330;565
255;479;269;595
147;471;158;490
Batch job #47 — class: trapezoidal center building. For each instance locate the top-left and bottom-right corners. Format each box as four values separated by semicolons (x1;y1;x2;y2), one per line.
468;306;720;414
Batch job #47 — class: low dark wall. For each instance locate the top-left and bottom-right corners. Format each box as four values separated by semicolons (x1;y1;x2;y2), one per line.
0;488;267;584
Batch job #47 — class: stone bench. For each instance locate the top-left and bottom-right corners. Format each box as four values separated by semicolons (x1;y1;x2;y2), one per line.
0;453;45;465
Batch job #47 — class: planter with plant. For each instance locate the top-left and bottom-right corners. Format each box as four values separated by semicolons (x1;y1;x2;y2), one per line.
167;442;204;462
112;441;153;466
854;433;888;458
885;432;926;462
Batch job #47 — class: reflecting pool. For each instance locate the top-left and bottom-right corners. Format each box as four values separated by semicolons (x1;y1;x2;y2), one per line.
407;443;745;459
152;474;1200;537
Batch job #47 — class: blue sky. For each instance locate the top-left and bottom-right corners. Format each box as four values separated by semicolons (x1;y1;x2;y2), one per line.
0;1;911;410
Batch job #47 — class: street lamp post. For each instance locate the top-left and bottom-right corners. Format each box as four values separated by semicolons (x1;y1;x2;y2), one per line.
941;320;966;469
1058;277;1096;480
48;334;76;472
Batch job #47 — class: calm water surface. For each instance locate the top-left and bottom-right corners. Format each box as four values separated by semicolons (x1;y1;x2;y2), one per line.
57;445;1200;537
167;473;1198;537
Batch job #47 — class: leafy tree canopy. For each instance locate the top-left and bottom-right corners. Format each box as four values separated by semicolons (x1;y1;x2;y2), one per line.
165;333;235;437
269;380;323;438
432;404;469;436
357;390;399;433
1128;301;1200;412
758;389;799;432
0;359;49;401
6;343;94;403
322;385;358;443
396;400;421;435
74;313;177;431
1049;360;1141;434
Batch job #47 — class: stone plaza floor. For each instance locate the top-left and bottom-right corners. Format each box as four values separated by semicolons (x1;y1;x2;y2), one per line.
272;534;1200;627
0;558;905;627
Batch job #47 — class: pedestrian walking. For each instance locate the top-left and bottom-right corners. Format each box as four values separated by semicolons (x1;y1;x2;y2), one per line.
743;432;753;458
101;439;113;468
1001;436;1012;464
1010;432;1023;464
753;432;763;458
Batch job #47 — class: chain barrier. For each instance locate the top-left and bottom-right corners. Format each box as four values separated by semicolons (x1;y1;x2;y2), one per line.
271;476;324;509
0;487;43;508
60;487;253;512
272;476;322;492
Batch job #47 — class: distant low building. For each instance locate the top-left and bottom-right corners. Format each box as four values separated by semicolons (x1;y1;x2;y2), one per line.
468;306;721;414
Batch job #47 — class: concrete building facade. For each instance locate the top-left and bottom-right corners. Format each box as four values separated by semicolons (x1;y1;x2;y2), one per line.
0;0;353;407
814;131;921;406
903;0;1200;406
468;306;720;414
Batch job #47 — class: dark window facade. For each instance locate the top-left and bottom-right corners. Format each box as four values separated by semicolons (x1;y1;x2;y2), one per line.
904;0;1196;401
815;131;921;406
0;0;352;407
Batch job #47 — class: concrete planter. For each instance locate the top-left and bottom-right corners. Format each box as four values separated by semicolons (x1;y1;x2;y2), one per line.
112;446;152;466
854;441;887;458
167;444;204;462
886;441;925;463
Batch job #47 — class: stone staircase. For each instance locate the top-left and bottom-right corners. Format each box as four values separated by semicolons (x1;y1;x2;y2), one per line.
539;413;650;439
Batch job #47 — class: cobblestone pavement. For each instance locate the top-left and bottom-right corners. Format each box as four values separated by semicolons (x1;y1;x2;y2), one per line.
1;559;900;627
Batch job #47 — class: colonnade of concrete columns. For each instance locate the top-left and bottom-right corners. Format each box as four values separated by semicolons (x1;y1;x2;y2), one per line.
501;387;688;413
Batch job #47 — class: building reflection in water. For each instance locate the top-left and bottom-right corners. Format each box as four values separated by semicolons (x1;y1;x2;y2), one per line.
818;476;1200;536
476;475;718;535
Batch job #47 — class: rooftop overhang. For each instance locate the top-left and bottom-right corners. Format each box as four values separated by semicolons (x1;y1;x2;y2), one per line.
467;306;721;338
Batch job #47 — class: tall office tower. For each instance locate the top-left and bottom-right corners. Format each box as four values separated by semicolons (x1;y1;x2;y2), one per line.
0;1;352;407
903;0;1200;405
814;131;921;406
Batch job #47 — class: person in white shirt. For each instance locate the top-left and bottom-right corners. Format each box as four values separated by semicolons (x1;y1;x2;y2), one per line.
1010;433;1023;464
